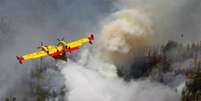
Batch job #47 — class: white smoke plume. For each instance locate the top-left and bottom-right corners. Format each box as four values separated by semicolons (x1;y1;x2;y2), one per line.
58;8;180;101
59;59;180;101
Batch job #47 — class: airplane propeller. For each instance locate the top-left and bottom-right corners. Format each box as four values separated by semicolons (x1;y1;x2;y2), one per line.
40;42;43;46
57;37;65;46
37;42;46;49
57;37;68;47
39;42;44;48
57;37;64;42
37;42;49;54
56;37;71;52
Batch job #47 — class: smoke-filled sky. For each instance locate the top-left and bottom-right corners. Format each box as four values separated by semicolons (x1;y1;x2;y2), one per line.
0;0;115;99
119;0;201;41
0;0;201;100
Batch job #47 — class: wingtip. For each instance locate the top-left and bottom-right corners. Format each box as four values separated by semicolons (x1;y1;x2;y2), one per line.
16;56;23;64
90;34;94;40
88;34;94;44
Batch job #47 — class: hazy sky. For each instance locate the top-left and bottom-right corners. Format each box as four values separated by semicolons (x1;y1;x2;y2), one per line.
0;0;201;99
0;0;116;98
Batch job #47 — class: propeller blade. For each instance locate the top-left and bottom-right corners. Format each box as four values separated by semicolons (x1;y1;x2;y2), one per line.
57;37;64;41
41;42;43;46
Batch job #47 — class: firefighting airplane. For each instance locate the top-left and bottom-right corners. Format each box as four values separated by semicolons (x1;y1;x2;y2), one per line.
16;34;94;64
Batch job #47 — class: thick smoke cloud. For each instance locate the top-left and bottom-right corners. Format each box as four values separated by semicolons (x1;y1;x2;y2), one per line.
0;0;200;100
97;9;155;67
59;5;180;99
119;0;201;42
59;0;201;101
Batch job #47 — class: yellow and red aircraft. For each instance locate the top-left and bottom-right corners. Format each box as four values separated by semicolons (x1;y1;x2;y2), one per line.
16;34;94;64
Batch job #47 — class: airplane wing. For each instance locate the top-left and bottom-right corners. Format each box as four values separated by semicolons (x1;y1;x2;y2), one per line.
17;46;80;64
17;51;48;64
67;34;94;48
16;34;94;64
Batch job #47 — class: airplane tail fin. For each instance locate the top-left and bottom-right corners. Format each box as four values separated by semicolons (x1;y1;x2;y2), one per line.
16;56;24;64
88;34;94;44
